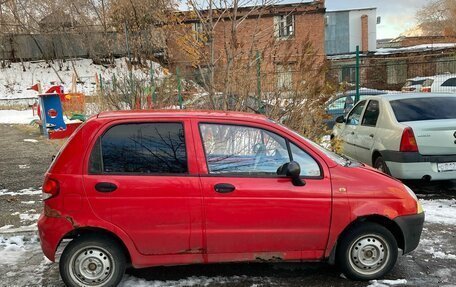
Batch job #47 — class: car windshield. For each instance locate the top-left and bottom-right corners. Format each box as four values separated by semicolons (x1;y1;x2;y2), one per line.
390;97;456;122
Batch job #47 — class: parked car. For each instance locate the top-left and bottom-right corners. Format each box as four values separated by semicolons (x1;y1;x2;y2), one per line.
325;89;387;129
332;93;456;181
421;74;456;93
401;77;431;92
38;110;424;286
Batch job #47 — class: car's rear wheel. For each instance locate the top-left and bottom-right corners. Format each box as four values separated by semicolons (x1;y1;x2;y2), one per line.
336;223;398;281
60;234;126;287
374;156;391;175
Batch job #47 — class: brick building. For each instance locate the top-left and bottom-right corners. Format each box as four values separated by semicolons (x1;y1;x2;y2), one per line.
167;1;326;91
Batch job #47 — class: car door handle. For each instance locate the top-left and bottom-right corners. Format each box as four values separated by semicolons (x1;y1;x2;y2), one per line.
369;134;374;138
214;183;235;193
95;182;117;193
351;131;355;135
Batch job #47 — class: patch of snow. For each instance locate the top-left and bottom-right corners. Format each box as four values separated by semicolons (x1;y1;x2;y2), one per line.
0;58;166;100
21;201;35;205
0;188;41;196
18;164;30;169
120;275;264;287
23;139;38;143
424;247;456;260
0;225;14;230
0;110;38;124
0;235;27;265
367;279;407;287
19;214;40;222
421;199;456;225
0;224;37;234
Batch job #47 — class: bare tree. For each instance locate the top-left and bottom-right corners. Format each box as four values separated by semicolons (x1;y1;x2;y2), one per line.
416;0;456;36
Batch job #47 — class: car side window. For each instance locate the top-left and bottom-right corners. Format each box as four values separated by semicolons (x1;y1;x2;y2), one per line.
89;123;188;174
361;100;380;127
346;100;367;125
290;142;321;177
441;78;456;87
328;97;346;111
200;124;290;175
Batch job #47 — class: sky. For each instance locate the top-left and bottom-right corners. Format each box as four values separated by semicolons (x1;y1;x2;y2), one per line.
324;0;430;39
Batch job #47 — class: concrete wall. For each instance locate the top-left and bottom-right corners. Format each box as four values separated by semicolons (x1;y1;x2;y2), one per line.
325;8;377;55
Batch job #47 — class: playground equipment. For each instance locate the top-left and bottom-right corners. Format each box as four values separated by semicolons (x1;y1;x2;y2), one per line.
37;85;86;139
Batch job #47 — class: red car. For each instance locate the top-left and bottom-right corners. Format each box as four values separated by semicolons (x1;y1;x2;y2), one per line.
38;111;424;286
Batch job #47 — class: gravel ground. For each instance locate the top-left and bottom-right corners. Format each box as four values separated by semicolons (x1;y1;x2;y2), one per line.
0;124;455;287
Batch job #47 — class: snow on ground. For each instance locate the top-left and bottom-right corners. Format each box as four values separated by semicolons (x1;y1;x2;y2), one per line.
23;138;38;143
421;199;456;225
0;110;38;124
120;275;265;287
367;279;407;287
0;58;166;100
0;235;28;265
0;187;41;196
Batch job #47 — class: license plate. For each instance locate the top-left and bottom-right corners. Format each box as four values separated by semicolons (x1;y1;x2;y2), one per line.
437;162;456;172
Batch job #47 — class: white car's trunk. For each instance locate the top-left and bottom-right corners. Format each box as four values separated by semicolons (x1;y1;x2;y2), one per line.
405;120;456;155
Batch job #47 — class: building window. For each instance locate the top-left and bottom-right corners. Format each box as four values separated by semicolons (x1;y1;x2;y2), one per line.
276;64;293;90
340;65;356;84
193;22;206;42
275;15;294;38
387;62;407;84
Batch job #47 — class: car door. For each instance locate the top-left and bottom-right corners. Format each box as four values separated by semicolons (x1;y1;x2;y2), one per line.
339;100;367;159
83;119;203;257
354;100;381;165
193;120;332;262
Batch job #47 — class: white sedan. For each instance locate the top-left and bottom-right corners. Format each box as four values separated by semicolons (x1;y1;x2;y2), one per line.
332;93;456;181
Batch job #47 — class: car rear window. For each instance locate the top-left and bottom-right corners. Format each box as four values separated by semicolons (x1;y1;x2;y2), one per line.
404;79;426;87
89;122;188;174
390;97;456;122
422;79;434;87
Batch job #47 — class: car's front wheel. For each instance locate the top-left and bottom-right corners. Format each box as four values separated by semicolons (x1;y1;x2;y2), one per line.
60;234;126;287
336;223;398;280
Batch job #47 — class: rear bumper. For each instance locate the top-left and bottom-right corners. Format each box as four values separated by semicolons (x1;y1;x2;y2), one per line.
38;213;74;261
382;151;456;180
394;212;425;254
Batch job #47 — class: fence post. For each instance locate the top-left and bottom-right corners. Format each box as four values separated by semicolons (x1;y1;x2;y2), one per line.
355;45;360;103
177;67;183;109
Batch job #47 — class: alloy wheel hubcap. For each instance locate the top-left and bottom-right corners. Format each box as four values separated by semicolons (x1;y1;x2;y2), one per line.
349;235;388;275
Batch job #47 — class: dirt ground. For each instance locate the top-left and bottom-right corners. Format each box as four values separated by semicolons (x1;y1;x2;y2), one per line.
0;124;455;287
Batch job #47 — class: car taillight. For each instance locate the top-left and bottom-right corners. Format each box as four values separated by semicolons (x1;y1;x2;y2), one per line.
400;127;419;152
421;87;431;92
42;177;59;200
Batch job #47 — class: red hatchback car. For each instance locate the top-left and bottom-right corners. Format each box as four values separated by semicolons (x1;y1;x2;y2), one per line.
38;111;424;286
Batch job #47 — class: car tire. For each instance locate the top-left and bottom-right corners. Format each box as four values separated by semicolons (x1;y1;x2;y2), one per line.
374;156;391;175
336;222;398;281
60;234;126;287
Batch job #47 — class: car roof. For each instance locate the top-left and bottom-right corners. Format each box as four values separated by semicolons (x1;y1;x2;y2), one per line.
362;93;456;101
97;109;269;121
336;88;387;97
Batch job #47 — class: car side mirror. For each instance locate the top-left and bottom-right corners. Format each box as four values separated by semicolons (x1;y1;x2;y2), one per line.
335;115;346;124
277;161;306;186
